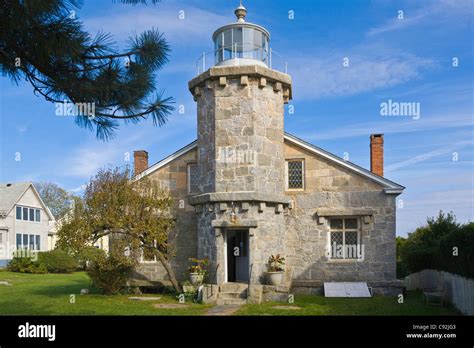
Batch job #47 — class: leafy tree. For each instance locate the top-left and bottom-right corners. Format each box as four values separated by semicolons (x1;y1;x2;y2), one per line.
56;167;182;292
34;182;74;220
399;211;474;278
1;0;174;140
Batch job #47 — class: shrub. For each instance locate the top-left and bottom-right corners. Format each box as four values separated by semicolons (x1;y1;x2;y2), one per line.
76;246;106;270
7;256;47;274
398;212;474;279
86;252;135;295
38;249;78;273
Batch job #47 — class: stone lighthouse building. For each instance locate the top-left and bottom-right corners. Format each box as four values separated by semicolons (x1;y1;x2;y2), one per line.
133;4;405;302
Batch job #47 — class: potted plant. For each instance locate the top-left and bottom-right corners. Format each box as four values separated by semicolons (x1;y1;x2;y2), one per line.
188;257;209;286
265;254;285;285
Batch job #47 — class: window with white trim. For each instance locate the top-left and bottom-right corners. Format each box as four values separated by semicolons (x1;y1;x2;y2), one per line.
15;205;41;222
329;218;361;259
15;233;41;250
187;163;199;194
141;240;158;263
286;159;304;190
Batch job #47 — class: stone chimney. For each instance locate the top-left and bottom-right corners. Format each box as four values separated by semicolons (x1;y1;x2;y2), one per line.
370;134;384;177
133;150;148;176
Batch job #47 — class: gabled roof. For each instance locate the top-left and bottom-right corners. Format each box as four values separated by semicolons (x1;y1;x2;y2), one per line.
135;133;404;194
134;140;198;181
283;133;404;193
0;182;56;220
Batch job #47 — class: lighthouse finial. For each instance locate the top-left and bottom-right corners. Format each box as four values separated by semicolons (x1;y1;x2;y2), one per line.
235;1;247;22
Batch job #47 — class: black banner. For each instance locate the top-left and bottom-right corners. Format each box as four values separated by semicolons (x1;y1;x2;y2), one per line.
0;315;472;346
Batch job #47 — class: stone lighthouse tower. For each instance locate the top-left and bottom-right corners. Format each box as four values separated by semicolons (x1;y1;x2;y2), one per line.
188;3;292;286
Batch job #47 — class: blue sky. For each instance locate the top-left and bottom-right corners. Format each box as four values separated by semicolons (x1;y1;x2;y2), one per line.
0;0;473;235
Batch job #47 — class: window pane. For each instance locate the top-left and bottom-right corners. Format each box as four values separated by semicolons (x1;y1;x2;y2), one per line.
23;207;28;221
330;232;343;259
143;248;156;261
345;218;358;230
29;235;35;249
330;218;343;230
16;206;22;219
233;27;242;57
345;231;359;259
35;235;41;250
29;208;34;221
287;161;303;189
16;234;21;249
243;27;254;58
35;209;41;222
23;234;28;248
188;164;199;194
223;29;232;60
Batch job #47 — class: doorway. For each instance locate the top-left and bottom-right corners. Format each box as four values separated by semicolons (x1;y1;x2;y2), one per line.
225;230;249;283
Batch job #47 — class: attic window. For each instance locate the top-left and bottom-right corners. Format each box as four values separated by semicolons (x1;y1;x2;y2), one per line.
15;205;41;222
286;159;304;190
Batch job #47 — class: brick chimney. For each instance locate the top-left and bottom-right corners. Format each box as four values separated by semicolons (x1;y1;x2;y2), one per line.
370;134;384;177
133;150;148;176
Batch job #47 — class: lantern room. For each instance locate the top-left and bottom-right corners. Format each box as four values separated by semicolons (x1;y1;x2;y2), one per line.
212;3;270;67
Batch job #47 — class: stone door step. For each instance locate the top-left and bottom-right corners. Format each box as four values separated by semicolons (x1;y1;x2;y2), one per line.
217;292;247;300
216;298;247;305
219;282;248;293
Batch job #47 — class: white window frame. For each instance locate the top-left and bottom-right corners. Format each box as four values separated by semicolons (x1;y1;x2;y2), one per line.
15;233;41;250
15;205;41;223
285;159;305;191
187;163;198;194
327;217;361;260
140;240;158;263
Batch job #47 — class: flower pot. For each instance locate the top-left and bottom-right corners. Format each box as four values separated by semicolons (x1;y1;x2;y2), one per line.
266;271;284;285
189;273;204;286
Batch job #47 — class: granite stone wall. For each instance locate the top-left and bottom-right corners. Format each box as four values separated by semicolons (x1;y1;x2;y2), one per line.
132;149;199;285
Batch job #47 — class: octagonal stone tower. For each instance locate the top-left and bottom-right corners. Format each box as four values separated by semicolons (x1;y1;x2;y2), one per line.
188;4;292;286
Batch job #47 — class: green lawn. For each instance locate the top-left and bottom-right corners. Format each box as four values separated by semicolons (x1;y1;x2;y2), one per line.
237;292;460;316
0;271;211;315
0;271;460;316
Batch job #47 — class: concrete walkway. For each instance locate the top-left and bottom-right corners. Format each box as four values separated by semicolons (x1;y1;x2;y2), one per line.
204;304;241;316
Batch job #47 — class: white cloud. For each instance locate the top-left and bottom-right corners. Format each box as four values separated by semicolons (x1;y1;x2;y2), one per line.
367;0;473;36
289;44;433;100
299;114;472;141
385;139;474;172
82;6;228;47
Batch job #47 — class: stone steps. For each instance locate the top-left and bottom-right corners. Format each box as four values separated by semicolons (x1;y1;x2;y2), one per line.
217;282;248;305
218;291;247;300
216;298;247;306
219;282;248;293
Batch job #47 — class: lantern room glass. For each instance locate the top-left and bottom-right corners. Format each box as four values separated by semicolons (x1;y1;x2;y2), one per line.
214;26;269;65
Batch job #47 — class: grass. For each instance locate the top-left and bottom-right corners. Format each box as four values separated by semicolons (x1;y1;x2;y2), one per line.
0;271;211;315
0;271;460;316
236;292;460;316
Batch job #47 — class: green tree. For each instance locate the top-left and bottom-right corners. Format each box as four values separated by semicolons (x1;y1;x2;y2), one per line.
56;167;182;292
34;182;74;220
1;0;173;140
399;211;474;278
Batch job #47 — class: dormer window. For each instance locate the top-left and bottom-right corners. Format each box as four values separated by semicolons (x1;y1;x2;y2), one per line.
286;159;304;190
